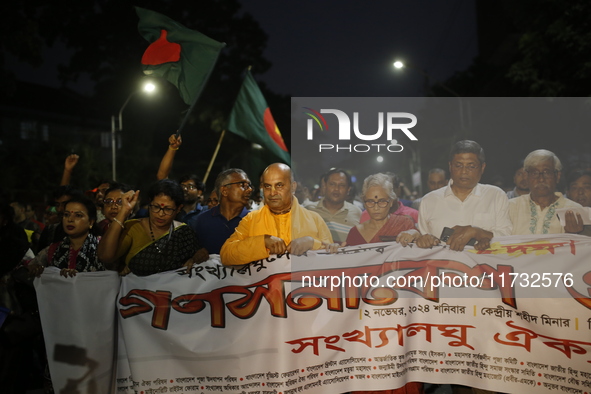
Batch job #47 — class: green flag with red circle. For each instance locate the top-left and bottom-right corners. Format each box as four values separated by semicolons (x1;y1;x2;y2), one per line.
136;7;225;106
227;70;290;163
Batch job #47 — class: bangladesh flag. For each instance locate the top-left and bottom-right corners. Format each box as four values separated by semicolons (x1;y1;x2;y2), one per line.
227;70;290;163
136;7;225;106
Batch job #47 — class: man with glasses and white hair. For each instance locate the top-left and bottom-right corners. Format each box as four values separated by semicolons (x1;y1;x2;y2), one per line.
188;168;252;254
509;149;582;234
415;140;512;252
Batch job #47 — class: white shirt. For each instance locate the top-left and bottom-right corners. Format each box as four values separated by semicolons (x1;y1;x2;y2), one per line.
307;199;362;243
418;181;512;239
509;192;581;235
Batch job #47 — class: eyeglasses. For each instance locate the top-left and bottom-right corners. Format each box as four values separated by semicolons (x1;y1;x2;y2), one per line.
451;163;481;172
148;204;177;216
206;198;219;205
526;169;556;178
103;198;123;206
181;184;197;191
364;199;391;208
63;211;86;220
223;181;253;190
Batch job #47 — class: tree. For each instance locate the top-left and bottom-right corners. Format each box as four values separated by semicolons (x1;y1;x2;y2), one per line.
2;0;288;193
506;0;591;96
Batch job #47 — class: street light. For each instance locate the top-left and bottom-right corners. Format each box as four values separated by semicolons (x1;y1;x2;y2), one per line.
392;60;461;97
111;80;156;180
393;59;466;131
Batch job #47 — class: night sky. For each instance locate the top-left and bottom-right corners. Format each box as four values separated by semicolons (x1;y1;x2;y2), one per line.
7;1;588;192
239;0;478;97
7;0;478;98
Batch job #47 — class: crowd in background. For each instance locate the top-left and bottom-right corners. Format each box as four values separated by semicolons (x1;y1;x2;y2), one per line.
1;138;591;393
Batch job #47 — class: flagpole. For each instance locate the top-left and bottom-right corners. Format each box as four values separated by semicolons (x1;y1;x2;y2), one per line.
203;129;226;183
175;43;226;138
201;66;250;182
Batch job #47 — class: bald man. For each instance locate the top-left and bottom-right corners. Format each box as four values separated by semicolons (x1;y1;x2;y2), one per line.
220;163;336;266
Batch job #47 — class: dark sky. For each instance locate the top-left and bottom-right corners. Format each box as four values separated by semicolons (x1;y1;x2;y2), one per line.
238;0;478;97
7;0;478;98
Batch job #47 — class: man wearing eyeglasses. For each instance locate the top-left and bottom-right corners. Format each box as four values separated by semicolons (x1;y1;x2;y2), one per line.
177;175;206;223
188;169;252;254
221;163;336;266
509;149;582;235
416;140;512;251
307;168;361;243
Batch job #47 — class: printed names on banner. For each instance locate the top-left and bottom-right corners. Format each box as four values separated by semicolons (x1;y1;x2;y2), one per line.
113;344;591;393
35;236;591;393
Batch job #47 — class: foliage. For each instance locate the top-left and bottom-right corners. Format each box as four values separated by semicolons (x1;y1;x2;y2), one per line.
506;0;591;96
1;0;290;196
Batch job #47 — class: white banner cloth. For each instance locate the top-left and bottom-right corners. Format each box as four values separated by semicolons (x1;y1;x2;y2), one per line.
37;235;591;393
35;268;120;393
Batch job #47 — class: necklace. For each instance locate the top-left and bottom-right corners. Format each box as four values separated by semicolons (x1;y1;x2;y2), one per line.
148;220;173;253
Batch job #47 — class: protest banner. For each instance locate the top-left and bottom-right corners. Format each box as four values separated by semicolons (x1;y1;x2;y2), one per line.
34;269;120;393
37;235;591;393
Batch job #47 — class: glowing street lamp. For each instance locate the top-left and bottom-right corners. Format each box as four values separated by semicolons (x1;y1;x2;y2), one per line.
111;80;156;180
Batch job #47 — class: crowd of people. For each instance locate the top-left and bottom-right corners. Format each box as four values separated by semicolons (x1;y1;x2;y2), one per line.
1;137;590;393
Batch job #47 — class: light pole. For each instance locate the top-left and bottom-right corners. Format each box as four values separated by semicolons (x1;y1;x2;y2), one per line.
111;81;156;180
391;139;422;197
392;60;466;130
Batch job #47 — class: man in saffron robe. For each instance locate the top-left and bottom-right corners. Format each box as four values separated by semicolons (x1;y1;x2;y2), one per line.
221;163;336;266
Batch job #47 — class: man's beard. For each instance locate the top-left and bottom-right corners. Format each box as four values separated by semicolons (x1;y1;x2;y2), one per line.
184;196;198;204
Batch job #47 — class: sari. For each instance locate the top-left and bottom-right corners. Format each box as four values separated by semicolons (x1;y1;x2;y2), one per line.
345;214;423;394
346;214;415;246
118;220;198;276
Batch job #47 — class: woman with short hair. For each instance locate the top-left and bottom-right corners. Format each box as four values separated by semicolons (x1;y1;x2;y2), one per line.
98;179;208;276
346;173;418;246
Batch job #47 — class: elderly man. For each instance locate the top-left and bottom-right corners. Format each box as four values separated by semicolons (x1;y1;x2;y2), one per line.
307;168;361;243
509;150;582;234
188;169;252;254
220;163;335;266
416;140;512;251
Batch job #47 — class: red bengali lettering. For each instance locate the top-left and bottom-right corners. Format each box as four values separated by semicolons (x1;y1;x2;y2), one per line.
119;289;172;330
566;270;591;310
